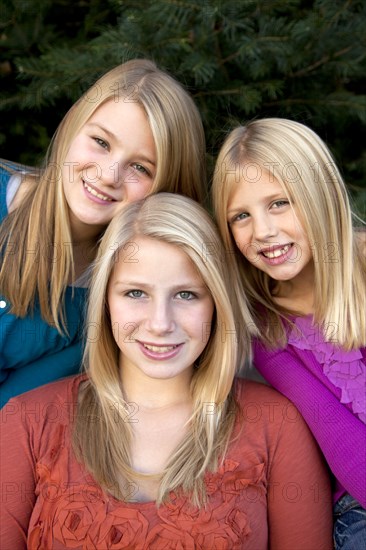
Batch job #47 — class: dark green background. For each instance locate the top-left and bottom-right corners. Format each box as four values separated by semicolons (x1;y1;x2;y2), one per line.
1;0;365;214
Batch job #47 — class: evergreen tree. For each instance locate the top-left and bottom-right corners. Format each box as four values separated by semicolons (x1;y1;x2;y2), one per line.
1;0;365;213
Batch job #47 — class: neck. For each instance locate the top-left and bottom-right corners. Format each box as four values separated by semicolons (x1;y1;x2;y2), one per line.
68;218;104;283
70;240;97;283
273;260;315;314
69;212;105;244
120;364;193;411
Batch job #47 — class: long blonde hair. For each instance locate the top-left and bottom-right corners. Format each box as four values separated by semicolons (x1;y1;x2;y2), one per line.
212;118;366;349
73;193;253;505
0;59;206;333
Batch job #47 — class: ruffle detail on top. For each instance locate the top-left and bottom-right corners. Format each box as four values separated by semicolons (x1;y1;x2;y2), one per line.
28;456;264;549
288;316;366;424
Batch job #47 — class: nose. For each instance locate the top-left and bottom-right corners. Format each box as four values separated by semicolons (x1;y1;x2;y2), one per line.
252;213;278;241
101;161;131;188
146;297;175;335
84;160;131;188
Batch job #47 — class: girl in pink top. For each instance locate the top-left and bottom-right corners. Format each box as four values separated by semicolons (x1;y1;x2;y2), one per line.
0;193;332;549
212;118;366;549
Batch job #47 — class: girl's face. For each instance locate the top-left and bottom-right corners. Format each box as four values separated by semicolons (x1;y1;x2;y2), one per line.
107;236;215;384
62;99;156;239
226;165;313;284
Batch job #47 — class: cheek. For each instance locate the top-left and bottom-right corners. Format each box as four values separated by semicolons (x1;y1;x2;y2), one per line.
202;297;215;323
63;135;84;164
286;210;306;235
62;138;92;187
64;137;99;177
108;301;127;331
231;228;256;261
128;180;154;202
188;302;215;340
231;225;249;247
234;239;264;266
299;238;313;263
109;309;139;346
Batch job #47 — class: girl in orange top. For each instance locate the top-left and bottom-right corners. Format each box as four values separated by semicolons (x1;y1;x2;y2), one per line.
0;194;332;549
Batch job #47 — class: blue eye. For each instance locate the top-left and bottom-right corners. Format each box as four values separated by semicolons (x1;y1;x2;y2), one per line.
272;200;289;209
126;290;144;298
132;163;149;176
93;137;109;149
230;212;249;223
177;291;195;300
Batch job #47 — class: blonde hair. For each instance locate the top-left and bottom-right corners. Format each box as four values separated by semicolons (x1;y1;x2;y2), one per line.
212;118;366;349
73;193;253;505
0;59;206;333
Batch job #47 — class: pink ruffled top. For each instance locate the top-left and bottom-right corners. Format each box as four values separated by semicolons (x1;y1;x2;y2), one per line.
287;316;366;424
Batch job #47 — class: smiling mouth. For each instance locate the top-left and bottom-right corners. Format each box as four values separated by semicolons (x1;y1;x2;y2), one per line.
142;343;180;353
83;180;114;202
262;244;291;259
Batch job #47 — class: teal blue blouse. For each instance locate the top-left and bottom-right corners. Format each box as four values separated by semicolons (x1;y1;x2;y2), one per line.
0;161;87;407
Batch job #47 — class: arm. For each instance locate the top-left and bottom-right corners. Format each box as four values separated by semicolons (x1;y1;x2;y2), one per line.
0;285;86;407
268;406;333;549
254;342;366;507
0;398;37;549
1;341;83;407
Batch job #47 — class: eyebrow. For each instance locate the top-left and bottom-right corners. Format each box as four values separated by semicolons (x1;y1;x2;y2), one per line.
227;206;243;215
85;123;156;167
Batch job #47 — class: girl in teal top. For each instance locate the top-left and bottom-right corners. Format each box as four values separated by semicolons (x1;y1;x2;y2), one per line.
0;160;87;406
0;59;206;407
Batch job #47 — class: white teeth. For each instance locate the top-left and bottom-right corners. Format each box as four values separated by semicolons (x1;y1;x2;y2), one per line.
143;344;178;353
83;181;112;202
263;244;290;258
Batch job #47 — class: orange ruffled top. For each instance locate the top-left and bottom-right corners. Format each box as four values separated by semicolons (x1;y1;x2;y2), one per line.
0;375;332;549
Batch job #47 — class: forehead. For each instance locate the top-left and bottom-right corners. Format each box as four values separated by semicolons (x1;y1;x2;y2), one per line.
110;236;204;283
227;165;286;203
86;97;146;126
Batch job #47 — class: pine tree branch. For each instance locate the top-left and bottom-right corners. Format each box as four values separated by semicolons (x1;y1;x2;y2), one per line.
194;88;242;98
291;45;354;78
263;97;364;107
219;36;289;66
327;0;353;29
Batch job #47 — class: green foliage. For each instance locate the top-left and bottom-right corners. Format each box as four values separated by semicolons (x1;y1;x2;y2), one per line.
1;0;365;214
